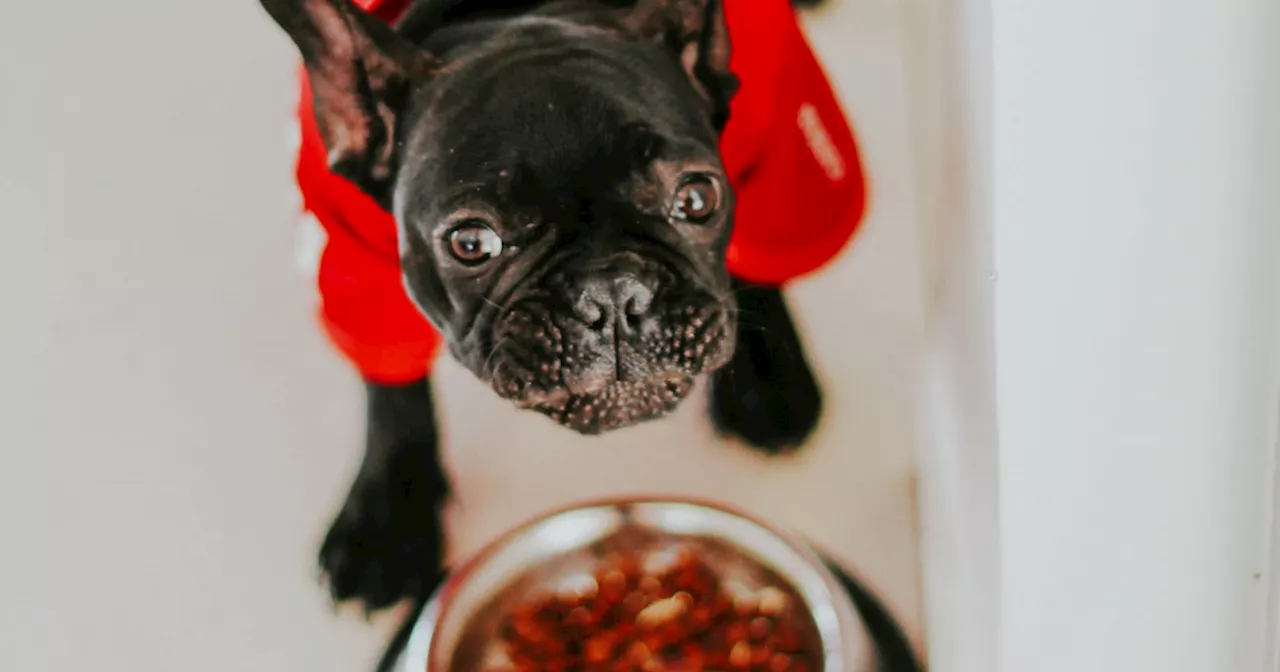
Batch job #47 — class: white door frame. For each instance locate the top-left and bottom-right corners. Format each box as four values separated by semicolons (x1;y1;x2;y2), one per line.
908;1;1280;671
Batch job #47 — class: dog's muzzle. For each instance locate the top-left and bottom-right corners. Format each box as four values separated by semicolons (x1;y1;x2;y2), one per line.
485;266;735;433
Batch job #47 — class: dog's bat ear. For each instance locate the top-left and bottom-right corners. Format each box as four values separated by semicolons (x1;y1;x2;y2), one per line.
621;0;738;130
260;0;435;197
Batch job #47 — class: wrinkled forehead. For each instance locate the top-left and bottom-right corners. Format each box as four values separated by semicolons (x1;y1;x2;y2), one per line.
396;40;718;214
432;26;710;133
440;66;655;186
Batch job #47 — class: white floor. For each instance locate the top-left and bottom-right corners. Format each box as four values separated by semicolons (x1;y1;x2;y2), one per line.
0;1;928;670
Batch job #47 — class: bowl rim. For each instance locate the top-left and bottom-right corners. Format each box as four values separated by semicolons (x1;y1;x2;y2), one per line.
394;496;872;672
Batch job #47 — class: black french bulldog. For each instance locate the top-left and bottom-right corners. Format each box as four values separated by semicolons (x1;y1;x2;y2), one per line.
259;0;824;612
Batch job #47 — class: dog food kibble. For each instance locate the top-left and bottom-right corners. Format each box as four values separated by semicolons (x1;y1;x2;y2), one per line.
485;545;823;671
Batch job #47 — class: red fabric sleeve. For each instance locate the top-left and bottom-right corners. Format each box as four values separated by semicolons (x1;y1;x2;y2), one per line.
291;0;866;382
296;67;445;384
720;0;868;286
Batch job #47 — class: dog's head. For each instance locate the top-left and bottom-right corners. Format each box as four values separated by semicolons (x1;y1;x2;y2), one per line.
262;0;740;433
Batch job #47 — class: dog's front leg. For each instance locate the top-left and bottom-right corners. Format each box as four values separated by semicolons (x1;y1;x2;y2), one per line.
709;279;824;453
319;378;450;612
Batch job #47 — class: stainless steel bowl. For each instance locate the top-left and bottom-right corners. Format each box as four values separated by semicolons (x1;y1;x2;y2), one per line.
390;498;874;672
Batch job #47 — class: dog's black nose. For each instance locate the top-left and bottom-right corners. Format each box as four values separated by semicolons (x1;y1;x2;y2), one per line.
572;276;654;332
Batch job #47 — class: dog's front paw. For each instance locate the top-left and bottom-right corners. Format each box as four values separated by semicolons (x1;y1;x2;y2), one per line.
709;344;823;453
318;461;447;612
708;283;823;454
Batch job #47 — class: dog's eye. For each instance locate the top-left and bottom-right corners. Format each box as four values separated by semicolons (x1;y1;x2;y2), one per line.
671;175;720;224
447;220;504;265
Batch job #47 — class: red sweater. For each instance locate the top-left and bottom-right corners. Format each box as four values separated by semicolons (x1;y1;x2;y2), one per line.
292;0;867;384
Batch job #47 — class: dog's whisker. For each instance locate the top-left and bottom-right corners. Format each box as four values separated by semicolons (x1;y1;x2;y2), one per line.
489;360;509;394
481;336;513;379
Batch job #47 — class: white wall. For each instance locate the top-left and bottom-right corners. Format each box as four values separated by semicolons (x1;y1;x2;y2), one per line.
906;2;1280;671
904;0;1000;670
991;2;1280;671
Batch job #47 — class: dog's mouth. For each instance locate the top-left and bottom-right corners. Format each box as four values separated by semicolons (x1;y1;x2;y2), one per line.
484;295;735;433
512;373;697;433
